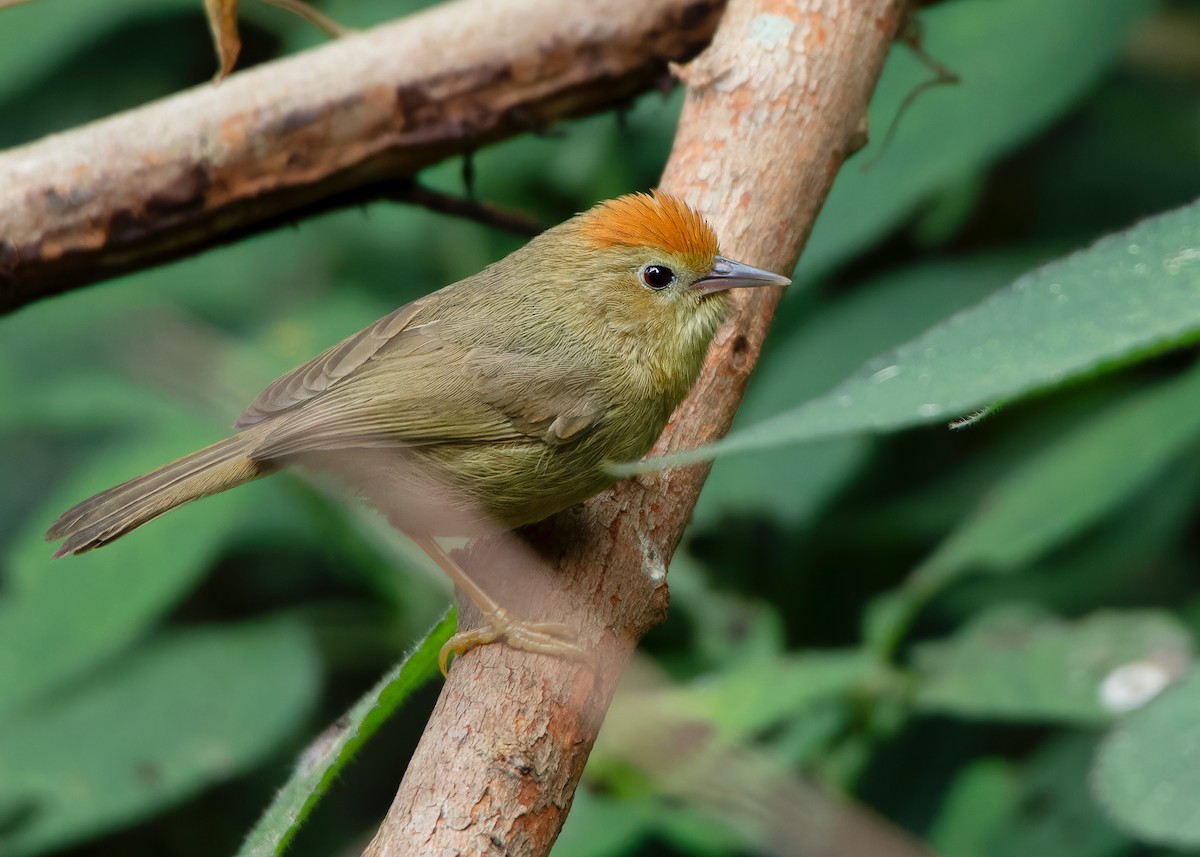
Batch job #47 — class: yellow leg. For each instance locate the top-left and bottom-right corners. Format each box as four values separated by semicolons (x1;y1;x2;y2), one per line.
409;534;590;675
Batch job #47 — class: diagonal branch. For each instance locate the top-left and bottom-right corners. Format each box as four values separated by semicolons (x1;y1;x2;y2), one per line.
361;1;907;855
0;0;723;314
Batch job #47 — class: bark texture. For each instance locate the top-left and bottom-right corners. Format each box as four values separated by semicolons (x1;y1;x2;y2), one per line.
363;1;906;855
0;0;723;313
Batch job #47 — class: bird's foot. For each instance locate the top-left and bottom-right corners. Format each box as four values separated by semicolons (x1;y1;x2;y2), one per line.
439;608;590;675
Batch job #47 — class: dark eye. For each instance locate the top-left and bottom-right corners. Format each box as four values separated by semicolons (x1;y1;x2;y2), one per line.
640;264;675;290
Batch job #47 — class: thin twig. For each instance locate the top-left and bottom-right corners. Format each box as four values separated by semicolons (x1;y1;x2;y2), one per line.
394;182;542;237
261;0;355;38
860;12;960;172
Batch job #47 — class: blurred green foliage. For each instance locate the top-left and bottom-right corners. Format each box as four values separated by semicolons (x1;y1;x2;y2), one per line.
0;0;1198;855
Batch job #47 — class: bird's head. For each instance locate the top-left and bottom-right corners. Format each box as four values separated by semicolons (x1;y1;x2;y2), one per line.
557;190;790;369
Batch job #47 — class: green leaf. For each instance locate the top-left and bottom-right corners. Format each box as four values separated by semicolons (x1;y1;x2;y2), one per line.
586;649;873;851
996;733;1130;857
630;198;1200;472
912;361;1200;592
236;609;453;857
939;455;1200;620
1093;668;1200;847
862;381;1134;543
0;0;198;109
0;0;333;130
0;429;271;715
600;649;873;754
799;0;1155;278
928;760;1016;857
0;619;319;857
912;607;1193;724
867;367;1200;654
768;697;851;767
695;254;1027;527
654;807;747;857
674;650;874;739
552;789;658;857
665;550;787;668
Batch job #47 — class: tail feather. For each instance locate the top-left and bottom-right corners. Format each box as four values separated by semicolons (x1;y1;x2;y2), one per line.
47;435;266;557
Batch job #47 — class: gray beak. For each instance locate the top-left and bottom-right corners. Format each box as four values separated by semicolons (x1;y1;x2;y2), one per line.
691;256;792;295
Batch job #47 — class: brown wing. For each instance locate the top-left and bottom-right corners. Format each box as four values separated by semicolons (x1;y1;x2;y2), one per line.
234;302;424;429
245;327;605;461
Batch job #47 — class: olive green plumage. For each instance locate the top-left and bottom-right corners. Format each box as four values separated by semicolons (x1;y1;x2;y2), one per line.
47;192;787;558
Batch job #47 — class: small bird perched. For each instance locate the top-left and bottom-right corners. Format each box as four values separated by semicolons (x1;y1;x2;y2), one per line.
47;190;789;671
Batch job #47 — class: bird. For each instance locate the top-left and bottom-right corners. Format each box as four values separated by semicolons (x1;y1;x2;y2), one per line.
46;190;790;672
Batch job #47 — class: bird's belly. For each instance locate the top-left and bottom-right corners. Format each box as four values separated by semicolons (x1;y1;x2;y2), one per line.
418;440;620;533
309;405;669;538
418;415;663;535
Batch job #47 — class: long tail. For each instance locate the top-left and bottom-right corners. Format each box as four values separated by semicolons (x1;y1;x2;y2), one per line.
46;435;268;557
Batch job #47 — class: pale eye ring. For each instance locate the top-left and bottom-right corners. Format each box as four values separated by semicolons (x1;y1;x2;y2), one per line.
640;264;676;290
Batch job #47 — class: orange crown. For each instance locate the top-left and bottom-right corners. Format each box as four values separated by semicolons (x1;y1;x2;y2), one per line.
580;190;719;268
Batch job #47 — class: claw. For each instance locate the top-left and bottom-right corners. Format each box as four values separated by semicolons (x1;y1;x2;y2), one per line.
439;609;591;676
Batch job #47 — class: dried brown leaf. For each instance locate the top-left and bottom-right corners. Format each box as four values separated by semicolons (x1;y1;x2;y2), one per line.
204;0;241;81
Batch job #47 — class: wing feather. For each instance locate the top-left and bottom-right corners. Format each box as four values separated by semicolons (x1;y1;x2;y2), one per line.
463;348;603;444
234;302;424;429
240;312;608;461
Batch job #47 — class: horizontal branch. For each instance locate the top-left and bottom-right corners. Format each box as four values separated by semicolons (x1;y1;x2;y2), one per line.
0;0;723;313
